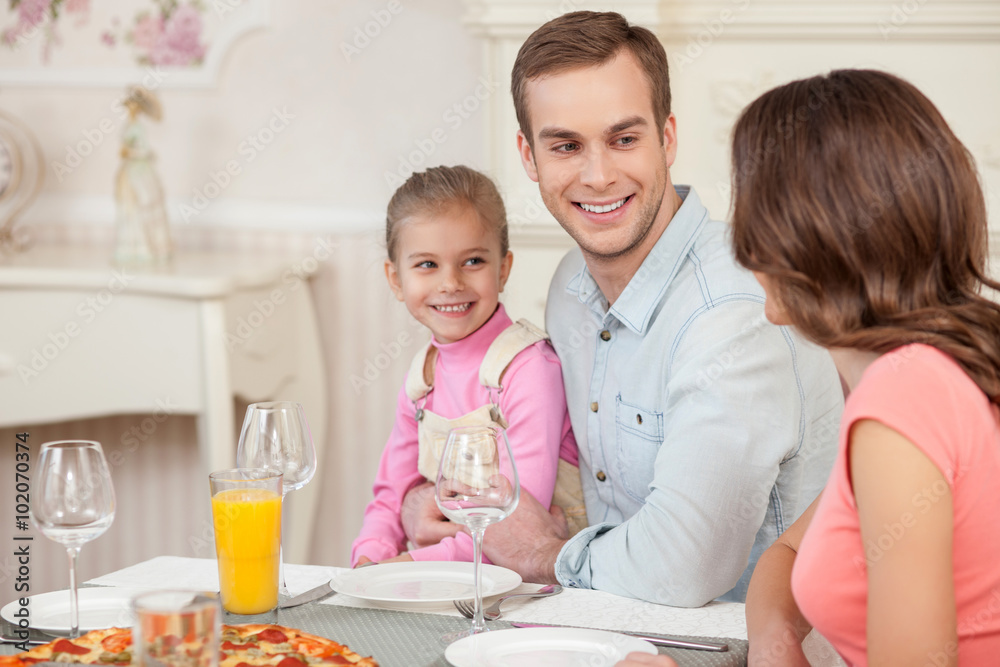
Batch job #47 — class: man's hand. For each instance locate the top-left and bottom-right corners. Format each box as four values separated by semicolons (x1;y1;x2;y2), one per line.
479;490;569;584
400;481;462;547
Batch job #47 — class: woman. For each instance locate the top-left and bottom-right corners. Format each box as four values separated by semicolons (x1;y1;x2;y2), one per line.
736;70;1000;666
619;69;1000;667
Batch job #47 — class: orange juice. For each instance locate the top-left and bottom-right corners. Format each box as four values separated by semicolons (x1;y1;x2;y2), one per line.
211;487;282;614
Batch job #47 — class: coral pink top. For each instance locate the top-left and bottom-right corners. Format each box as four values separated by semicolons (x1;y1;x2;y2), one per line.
792;344;1000;665
351;305;578;565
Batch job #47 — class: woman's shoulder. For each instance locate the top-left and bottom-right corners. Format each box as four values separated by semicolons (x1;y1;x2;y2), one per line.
862;343;977;395
850;343;995;449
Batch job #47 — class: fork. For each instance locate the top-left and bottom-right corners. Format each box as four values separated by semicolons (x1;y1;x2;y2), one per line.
453;584;562;621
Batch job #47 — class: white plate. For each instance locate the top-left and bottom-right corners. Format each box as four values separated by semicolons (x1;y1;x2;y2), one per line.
1;588;142;634
445;627;658;667
331;562;521;609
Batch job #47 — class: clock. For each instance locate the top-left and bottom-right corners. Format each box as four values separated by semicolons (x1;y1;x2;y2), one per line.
0;110;44;252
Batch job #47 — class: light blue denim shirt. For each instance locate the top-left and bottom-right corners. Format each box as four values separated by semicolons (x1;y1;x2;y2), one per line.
546;186;843;606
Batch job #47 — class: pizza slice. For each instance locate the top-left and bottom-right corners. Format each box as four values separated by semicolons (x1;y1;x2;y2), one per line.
0;624;377;667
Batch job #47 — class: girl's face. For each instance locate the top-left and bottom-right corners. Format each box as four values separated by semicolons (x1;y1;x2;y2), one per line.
385;204;513;344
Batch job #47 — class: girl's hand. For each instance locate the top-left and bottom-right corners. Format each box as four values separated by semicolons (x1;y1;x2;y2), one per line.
354;553;414;568
614;653;677;666
378;553;414;564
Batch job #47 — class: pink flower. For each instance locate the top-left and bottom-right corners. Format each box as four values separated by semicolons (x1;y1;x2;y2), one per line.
65;0;89;15
101;30;115;47
131;14;163;51
17;0;51;28
148;5;205;67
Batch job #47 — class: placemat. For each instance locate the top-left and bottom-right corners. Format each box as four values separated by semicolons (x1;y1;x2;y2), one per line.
3;603;748;666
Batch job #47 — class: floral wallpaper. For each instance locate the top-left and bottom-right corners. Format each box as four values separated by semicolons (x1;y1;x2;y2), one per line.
3;0;207;66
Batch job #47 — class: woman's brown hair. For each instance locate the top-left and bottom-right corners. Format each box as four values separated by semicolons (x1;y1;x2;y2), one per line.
385;165;508;263
730;69;1000;404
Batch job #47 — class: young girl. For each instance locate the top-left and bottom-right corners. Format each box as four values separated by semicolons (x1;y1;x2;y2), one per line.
731;71;1000;666
351;165;584;566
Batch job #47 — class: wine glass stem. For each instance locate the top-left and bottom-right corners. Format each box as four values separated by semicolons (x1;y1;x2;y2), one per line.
279;492;289;598
471;526;487;634
66;546;82;639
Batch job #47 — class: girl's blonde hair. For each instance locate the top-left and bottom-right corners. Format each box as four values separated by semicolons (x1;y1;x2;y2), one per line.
386;165;508;262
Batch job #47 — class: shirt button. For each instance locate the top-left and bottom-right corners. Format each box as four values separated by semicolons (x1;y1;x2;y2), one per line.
590;401;599;412
636;414;643;425
596;471;607;482
600;330;611;341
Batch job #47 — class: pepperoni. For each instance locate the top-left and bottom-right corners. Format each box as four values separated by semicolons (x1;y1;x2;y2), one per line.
276;657;307;667
256;629;288;644
101;633;131;653
292;638;339;657
234;662;255;667
329;657;351;665
219;651;227;663
53;639;91;655
221;641;258;651
162;635;182;649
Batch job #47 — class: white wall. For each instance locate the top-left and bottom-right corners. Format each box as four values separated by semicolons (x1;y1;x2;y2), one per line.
3;0;490;226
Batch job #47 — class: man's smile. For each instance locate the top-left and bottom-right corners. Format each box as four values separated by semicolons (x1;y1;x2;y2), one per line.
576;195;632;214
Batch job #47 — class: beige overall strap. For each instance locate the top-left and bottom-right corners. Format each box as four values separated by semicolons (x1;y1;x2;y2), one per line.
404;340;439;401
479;319;548;390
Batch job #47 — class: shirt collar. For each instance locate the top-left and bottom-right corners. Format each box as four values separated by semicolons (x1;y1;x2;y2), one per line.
565;185;710;334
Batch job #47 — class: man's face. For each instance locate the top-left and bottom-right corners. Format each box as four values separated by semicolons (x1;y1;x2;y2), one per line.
517;52;678;262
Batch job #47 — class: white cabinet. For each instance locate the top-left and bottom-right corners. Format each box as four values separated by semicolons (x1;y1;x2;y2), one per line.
0;244;327;563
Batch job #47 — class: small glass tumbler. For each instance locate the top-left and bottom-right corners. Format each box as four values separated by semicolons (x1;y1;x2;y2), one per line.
209;468;283;617
132;591;221;667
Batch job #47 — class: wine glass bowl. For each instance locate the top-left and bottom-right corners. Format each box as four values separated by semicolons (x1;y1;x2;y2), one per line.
31;440;116;638
236;402;316;494
435;425;519;638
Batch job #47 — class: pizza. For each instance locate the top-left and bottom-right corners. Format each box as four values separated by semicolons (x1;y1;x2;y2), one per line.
0;624;378;667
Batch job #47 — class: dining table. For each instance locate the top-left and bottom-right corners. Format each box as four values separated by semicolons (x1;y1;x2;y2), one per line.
1;556;845;666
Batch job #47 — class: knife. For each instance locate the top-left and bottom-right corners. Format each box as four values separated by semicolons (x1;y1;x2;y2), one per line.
278;580;337;609
510;623;729;652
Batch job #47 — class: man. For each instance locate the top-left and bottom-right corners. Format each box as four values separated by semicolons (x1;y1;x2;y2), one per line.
403;11;843;606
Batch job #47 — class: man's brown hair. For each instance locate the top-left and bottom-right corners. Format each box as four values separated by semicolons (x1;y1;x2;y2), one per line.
731;69;1000;404
511;11;671;146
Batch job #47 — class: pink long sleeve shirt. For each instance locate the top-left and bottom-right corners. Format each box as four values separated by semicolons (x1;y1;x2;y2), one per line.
351;305;578;565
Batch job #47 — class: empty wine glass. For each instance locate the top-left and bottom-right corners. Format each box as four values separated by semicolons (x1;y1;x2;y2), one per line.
435;425;519;639
31;441;116;638
236;402;316;596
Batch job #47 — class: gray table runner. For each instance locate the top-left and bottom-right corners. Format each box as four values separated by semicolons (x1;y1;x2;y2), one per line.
275;603;748;667
3;603;748;666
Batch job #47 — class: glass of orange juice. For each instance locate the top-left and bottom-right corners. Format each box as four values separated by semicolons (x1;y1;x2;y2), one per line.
209;468;283;616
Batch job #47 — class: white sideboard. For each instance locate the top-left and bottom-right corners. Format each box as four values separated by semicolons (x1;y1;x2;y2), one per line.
0;244;327;563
